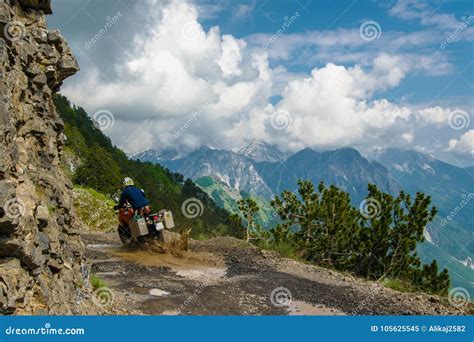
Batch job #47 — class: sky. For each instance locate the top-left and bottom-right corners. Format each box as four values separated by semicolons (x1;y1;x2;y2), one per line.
47;0;473;166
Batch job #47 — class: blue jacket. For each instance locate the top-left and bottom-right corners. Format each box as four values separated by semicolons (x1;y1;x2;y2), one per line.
119;185;149;210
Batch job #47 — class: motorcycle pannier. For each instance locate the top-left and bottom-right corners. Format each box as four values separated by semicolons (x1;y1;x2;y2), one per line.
163;211;175;229
130;217;148;238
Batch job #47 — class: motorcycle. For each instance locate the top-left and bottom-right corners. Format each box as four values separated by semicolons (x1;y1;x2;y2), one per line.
114;204;174;244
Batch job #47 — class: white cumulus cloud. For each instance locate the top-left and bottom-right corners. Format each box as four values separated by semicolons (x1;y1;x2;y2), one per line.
448;130;474;156
61;0;470;161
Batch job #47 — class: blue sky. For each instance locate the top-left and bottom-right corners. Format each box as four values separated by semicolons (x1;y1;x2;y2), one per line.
47;0;473;165
50;0;474;105
202;0;473;105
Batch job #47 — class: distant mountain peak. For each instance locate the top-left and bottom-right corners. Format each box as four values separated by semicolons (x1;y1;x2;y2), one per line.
129;148;155;159
371;148;438;175
336;146;362;155
129;147;182;161
292;147;318;158
371;147;435;161
237;140;288;163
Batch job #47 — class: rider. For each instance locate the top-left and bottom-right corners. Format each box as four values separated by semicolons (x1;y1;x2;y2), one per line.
118;177;151;216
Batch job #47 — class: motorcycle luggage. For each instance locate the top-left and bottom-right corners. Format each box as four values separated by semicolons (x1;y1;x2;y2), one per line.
156;222;165;231
162;210;175;229
130;217;148;238
146;214;164;231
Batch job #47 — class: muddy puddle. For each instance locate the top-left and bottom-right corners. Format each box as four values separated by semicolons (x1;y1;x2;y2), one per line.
288;301;345;316
87;243;121;249
175;267;226;282
94;242;227;284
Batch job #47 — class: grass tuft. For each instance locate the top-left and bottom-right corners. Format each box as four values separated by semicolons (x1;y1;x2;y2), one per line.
381;278;414;293
90;275;107;290
255;239;302;261
73;186;116;232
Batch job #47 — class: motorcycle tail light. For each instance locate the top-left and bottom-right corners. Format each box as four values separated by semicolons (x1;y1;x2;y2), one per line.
153;215;158;221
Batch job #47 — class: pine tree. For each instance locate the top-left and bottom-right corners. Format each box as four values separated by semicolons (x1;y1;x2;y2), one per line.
269;179;450;295
228;213;245;239
412;260;450;295
271;180;320;252
271;180;361;267
238;198;260;242
356;185;438;283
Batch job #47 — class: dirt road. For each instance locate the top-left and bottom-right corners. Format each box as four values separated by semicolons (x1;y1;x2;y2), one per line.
83;232;469;316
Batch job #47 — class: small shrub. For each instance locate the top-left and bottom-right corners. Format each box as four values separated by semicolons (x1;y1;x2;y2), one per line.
255;239;302;261
90;275;107;290
73;186;116;232
382;278;414;293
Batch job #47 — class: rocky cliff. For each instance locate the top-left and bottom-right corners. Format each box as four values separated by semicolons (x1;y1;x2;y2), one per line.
0;0;96;314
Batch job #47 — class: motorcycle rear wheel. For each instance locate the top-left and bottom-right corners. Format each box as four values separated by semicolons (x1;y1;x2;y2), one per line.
148;228;164;243
155;230;164;243
117;225;132;244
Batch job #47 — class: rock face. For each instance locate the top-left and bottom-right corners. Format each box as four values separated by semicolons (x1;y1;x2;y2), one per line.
0;0;96;314
18;0;52;14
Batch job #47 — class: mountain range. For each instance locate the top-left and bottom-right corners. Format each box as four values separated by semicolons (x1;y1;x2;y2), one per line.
131;141;474;293
255;147;399;204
